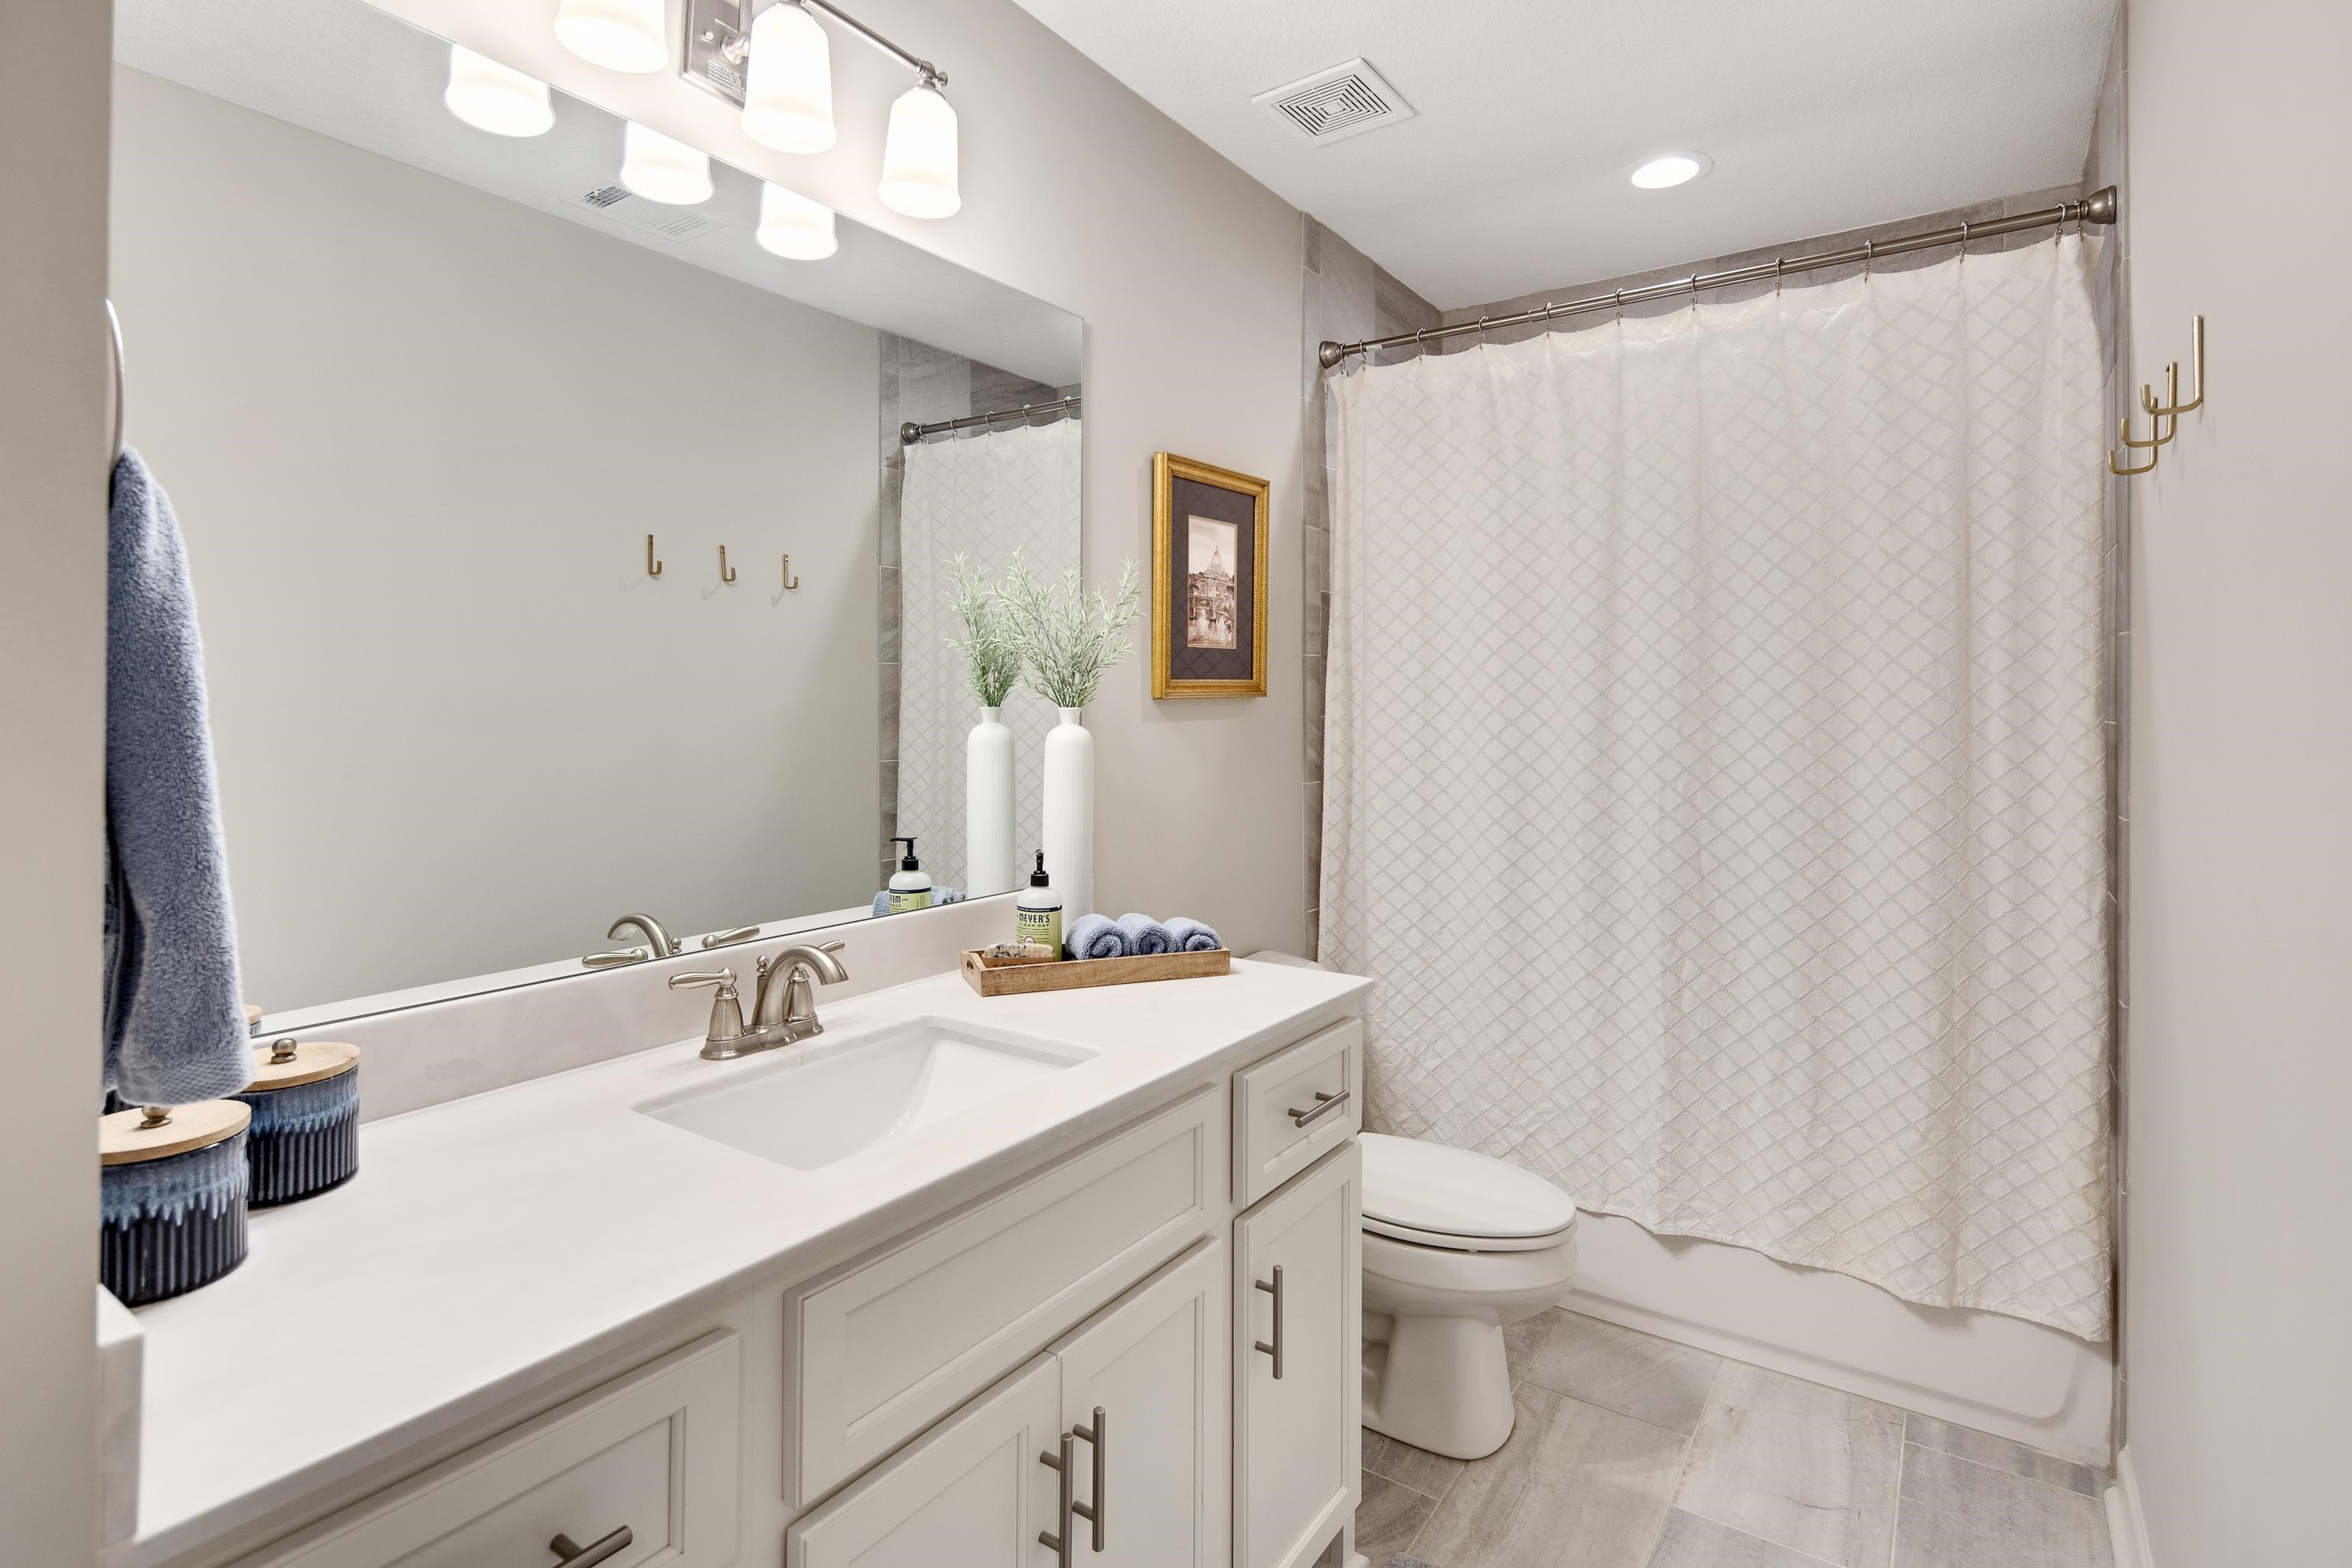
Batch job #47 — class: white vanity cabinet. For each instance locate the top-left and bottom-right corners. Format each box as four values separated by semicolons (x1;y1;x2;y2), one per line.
790;1240;1230;1568
175;991;1369;1568
1234;1145;1364;1568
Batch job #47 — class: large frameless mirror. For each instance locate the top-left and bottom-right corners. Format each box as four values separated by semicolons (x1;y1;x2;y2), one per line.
110;0;1083;1027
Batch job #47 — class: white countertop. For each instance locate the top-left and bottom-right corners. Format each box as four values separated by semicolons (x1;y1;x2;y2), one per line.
118;959;1370;1567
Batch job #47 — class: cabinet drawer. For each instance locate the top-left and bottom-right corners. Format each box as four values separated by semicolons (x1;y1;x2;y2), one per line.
788;1087;1226;1506
1232;1019;1362;1207
247;1332;740;1568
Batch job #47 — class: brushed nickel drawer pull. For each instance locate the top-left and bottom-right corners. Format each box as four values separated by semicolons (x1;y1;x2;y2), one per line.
1254;1265;1285;1379
1072;1405;1106;1551
549;1524;633;1566
1038;1431;1076;1566
1286;1089;1350;1129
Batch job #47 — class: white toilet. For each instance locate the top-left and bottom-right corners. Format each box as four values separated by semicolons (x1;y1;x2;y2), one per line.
1359;1132;1581;1460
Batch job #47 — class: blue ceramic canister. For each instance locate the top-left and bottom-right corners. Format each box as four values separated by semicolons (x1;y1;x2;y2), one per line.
234;1039;360;1207
99;1100;251;1306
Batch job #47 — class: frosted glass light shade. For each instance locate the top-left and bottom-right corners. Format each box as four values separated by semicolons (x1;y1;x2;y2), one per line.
878;83;959;219
554;0;668;74
742;2;835;154
757;182;838;260
443;46;554;137
620;122;713;204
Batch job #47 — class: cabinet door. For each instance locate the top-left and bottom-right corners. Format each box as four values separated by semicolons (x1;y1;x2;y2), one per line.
789;1355;1063;1568
1050;1240;1230;1568
1233;1144;1361;1568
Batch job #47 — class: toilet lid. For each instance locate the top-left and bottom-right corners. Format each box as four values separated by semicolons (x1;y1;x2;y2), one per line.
1361;1132;1579;1250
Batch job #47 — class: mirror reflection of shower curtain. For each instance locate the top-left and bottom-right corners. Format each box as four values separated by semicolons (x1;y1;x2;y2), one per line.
1322;239;2112;1338
897;419;1082;895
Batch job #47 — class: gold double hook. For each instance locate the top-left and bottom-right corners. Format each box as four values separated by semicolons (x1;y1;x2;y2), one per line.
2107;315;2205;477
781;553;800;592
645;534;662;577
718;544;737;583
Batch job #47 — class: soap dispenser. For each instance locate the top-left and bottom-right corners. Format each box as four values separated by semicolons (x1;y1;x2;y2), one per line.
887;836;933;913
1015;851;1063;953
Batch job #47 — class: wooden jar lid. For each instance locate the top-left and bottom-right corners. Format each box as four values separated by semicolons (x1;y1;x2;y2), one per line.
100;1099;252;1165
244;1039;360;1093
243;1004;263;1029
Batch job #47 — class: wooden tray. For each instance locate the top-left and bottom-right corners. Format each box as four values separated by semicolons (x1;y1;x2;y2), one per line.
960;946;1232;996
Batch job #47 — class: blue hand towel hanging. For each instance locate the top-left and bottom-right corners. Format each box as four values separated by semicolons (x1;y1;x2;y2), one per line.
103;449;250;1106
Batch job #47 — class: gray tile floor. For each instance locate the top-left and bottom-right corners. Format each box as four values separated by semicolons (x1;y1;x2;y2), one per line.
1355;1309;2112;1568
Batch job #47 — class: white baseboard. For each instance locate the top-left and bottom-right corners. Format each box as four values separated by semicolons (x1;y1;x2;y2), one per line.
2105;1446;2155;1568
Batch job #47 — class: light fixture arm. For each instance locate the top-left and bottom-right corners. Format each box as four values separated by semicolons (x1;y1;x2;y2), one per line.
727;0;946;87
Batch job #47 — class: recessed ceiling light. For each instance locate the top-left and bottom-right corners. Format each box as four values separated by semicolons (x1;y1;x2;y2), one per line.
1629;152;1710;190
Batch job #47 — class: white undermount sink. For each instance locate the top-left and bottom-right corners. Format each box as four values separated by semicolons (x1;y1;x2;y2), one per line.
639;1023;1094;1170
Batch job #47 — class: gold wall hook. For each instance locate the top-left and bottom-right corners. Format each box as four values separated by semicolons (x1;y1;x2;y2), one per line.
781;553;799;591
718;544;737;583
2141;315;2206;416
2108;442;2158;476
645;534;662;577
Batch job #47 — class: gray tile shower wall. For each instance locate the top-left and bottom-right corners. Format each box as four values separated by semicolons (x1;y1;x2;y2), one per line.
875;332;1060;884
1301;216;1441;956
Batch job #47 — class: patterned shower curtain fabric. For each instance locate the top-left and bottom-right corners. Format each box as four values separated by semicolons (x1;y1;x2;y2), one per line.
1321;239;2112;1338
897;419;1083;890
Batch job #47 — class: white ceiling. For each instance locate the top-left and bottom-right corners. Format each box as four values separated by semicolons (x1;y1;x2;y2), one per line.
1008;0;2118;309
114;0;1083;387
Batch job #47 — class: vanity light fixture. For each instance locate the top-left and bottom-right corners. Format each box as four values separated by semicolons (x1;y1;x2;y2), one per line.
443;46;554;137
1629;152;1711;190
757;181;838;259
554;0;670;74
701;0;959;218
741;1;835;153
621;120;714;204
878;80;959;218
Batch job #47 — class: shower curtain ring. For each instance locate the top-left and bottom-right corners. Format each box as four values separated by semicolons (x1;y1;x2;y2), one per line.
1773;256;1785;296
1864;238;1875;277
1612;289;1625;319
1478;314;1491;343
1959;220;1971;256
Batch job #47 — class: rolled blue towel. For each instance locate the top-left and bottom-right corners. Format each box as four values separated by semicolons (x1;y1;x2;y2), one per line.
1065;912;1126;959
1163;917;1221;952
870;886;968;918
1116;913;1174;956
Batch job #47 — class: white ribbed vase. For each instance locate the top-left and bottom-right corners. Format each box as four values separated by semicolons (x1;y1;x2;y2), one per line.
1040;707;1094;919
965;707;1016;897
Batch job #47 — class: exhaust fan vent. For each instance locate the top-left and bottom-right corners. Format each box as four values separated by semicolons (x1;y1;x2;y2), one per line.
565;185;727;243
1253;58;1415;145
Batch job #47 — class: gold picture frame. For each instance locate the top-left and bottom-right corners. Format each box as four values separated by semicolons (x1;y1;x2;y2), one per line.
1152;452;1270;699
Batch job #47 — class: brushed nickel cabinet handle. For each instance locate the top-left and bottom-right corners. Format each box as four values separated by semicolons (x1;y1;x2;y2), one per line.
1286;1089;1350;1129
1255;1265;1285;1379
1072;1405;1106;1551
549;1524;633;1566
1038;1431;1076;1566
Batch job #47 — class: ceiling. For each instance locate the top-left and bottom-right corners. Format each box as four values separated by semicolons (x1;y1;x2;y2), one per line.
1008;0;2118;309
114;0;1083;387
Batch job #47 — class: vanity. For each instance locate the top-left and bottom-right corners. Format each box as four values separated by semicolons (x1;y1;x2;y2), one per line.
114;952;1371;1568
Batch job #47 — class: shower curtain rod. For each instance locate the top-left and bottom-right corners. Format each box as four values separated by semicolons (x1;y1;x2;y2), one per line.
1318;186;2118;368
900;394;1081;443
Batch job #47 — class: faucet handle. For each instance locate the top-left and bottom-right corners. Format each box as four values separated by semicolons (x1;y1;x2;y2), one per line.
670;969;752;1059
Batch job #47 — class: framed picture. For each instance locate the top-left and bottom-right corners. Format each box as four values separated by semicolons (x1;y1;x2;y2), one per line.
1152;452;1270;698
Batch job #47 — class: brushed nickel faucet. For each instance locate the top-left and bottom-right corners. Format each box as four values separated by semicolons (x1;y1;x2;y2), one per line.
584;912;684;968
671;940;848;1060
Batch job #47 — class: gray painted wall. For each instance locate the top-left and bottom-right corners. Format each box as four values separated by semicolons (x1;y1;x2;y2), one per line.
0;0;108;1557
2120;0;2352;1560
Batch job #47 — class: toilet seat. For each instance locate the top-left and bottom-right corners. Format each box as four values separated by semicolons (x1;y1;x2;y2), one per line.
1361;1132;1579;1253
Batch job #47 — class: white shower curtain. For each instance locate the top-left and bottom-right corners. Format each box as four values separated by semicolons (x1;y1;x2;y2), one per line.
1321;239;2111;1338
897;418;1082;890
